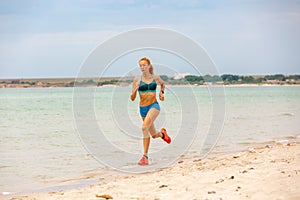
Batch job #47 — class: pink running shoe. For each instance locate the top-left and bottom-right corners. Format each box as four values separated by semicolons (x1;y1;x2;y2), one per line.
138;155;149;166
161;128;171;144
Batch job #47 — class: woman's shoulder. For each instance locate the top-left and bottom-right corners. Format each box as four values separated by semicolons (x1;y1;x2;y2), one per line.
153;74;163;81
133;76;140;83
153;74;160;79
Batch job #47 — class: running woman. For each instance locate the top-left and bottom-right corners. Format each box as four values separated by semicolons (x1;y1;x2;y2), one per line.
130;57;171;166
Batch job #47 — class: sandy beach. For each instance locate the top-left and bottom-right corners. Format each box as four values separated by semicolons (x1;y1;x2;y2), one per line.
3;141;299;200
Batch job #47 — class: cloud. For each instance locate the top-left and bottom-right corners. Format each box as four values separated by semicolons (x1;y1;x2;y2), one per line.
0;30;120;77
0;0;300;77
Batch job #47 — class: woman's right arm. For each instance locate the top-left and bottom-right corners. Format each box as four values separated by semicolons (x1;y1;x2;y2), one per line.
130;76;139;101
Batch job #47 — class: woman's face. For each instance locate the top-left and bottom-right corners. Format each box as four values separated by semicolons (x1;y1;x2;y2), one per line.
139;60;150;73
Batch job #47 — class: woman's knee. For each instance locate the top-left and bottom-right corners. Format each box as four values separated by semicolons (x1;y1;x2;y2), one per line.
142;124;149;132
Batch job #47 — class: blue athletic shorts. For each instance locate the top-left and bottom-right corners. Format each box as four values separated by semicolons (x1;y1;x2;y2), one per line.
139;101;160;117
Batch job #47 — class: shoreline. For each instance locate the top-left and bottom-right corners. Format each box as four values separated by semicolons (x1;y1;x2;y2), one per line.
3;136;300;200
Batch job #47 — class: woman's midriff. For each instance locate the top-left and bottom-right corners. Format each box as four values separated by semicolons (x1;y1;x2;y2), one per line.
139;92;157;106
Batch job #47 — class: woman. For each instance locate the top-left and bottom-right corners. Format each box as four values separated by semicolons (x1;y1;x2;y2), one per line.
131;57;171;166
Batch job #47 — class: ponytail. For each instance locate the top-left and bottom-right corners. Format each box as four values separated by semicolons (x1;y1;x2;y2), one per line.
149;64;154;75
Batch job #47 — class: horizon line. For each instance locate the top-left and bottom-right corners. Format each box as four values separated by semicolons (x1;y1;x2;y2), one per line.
1;73;300;80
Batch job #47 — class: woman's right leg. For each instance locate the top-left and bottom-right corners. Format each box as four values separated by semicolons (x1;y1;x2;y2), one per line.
141;117;150;157
141;108;160;156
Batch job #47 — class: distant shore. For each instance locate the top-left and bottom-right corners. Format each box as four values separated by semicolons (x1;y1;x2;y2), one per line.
1;75;300;88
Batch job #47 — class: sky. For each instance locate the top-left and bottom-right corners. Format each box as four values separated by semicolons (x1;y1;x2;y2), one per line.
0;0;299;78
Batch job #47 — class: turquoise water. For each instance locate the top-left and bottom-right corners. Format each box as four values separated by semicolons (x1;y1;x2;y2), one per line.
1;86;300;194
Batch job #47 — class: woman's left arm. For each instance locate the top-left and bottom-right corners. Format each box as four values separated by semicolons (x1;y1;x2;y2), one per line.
155;75;165;101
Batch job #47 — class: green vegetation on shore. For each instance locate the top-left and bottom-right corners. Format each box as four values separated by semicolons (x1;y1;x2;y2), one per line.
161;74;300;85
175;74;300;85
1;74;300;88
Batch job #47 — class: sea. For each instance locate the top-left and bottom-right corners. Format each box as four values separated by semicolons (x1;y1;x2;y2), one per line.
1;85;300;196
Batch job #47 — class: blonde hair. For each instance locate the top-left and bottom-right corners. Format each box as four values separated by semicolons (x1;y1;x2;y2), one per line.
139;57;154;75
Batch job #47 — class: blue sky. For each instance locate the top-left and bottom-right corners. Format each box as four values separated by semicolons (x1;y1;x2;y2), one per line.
0;0;299;78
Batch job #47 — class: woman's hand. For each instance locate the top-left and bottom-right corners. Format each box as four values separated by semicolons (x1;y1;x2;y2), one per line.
131;85;139;101
131;77;139;101
159;91;164;101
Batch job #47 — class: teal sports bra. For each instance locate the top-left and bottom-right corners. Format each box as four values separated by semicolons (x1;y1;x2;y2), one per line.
138;75;157;94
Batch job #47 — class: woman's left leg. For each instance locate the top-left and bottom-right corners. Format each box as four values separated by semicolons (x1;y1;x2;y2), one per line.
149;122;163;139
